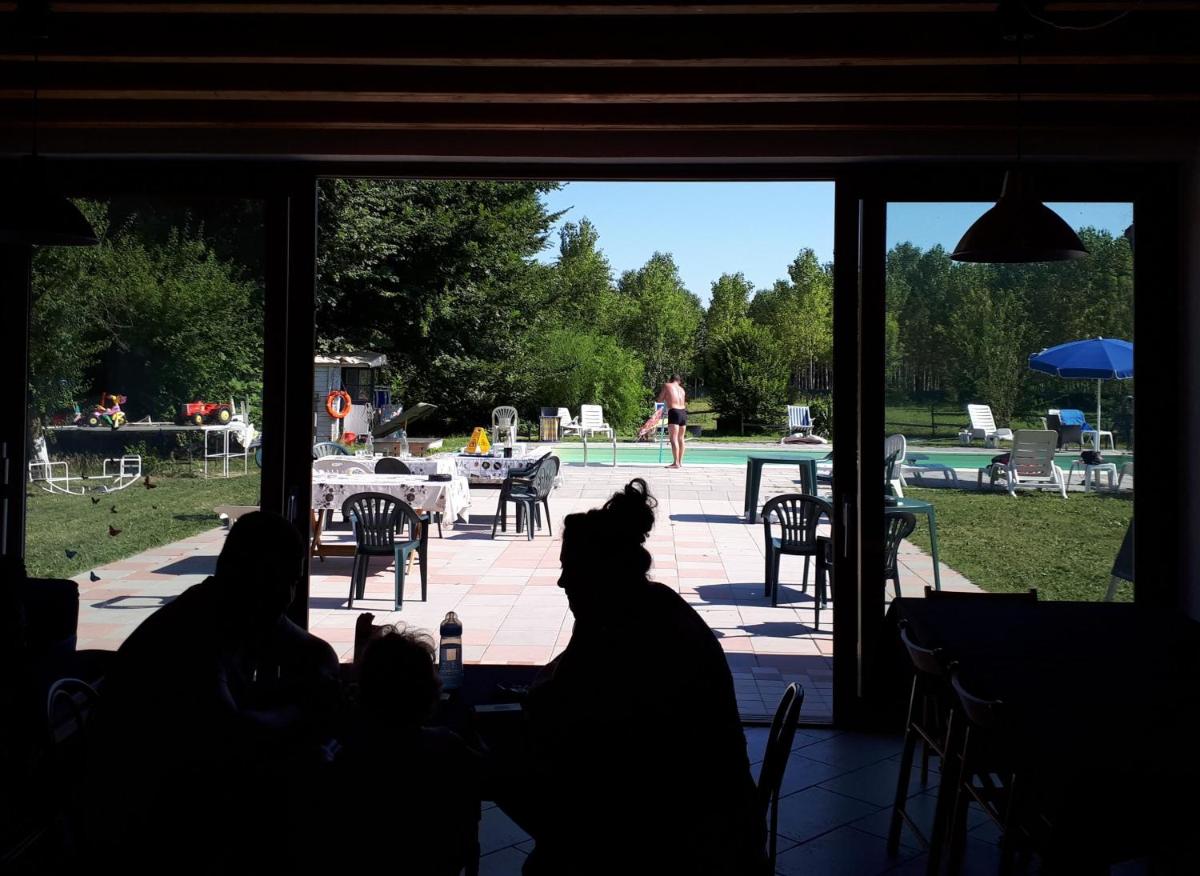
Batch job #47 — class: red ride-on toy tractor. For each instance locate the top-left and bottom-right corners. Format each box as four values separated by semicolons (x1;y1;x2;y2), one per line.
178;401;233;426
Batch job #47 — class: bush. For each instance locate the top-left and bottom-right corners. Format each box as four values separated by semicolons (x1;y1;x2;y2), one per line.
706;322;789;430
532;328;647;431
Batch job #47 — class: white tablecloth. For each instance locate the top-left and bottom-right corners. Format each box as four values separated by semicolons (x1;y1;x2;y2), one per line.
314;455;457;477
443;445;553;483
311;472;471;522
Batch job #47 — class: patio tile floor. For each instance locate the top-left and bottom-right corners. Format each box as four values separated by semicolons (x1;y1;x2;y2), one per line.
71;460;979;725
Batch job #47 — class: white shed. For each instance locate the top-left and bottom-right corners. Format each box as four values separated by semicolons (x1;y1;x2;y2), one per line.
313;352;388;442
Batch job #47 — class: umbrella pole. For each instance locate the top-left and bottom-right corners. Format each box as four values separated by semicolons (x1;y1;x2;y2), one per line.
1095;380;1102;452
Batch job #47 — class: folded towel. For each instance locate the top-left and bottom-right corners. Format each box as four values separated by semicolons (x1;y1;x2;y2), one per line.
1058;409;1087;427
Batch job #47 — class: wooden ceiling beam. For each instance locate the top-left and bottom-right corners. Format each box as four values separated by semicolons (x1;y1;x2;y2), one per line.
4;98;1192;127
39;2;1200;16
1;58;1191;92
1;52;1196;68
2;125;1191;163
4;89;1195;103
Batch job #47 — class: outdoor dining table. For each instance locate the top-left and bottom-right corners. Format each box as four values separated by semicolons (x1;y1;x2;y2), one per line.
743;454;819;524
886;496;942;591
446;445;553;487
887;597;1200;867
309;471;471;559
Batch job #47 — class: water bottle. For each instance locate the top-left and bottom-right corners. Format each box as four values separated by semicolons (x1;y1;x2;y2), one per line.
439;612;464;691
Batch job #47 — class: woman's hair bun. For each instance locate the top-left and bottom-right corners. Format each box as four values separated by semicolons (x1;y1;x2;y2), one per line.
602;478;657;543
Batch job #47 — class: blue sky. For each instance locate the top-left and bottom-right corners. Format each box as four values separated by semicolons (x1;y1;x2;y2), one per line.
538;182;1132;305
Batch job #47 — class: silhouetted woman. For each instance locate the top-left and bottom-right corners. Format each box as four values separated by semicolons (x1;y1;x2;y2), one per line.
503;478;765;875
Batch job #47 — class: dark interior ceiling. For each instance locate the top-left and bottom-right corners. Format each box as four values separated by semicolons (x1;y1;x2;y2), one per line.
0;1;1197;162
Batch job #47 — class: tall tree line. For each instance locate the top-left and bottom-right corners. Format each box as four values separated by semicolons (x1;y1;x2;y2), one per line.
28;184;1131;438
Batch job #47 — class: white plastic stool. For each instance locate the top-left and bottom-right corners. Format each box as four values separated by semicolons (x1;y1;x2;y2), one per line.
1067;461;1118;492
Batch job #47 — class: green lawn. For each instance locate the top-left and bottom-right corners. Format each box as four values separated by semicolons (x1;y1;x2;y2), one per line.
903;485;1133;602
25;472;261;579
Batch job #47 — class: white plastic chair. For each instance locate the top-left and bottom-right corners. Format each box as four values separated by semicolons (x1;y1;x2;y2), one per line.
977;430;1067;498
883;433;907;498
491;406;519;446
786;405;813;436
564;404;614;442
965;404;1014;448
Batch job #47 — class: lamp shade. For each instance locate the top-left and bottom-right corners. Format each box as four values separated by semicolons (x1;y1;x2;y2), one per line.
951;171;1088;264
0;188;99;247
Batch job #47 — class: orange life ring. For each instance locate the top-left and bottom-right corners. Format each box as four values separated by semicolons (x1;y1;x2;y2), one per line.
326;390;352;420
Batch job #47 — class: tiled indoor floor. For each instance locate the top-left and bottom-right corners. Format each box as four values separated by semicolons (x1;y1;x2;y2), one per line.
474;725;1020;876
71;460;977;723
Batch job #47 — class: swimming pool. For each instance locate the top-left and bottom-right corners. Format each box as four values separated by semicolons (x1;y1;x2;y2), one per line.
552;443;1132;470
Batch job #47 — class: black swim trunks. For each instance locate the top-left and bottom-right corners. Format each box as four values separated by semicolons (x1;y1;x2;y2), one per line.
667;408;688;427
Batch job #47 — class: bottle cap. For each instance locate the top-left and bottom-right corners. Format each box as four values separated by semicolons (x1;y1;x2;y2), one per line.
440;611;462;636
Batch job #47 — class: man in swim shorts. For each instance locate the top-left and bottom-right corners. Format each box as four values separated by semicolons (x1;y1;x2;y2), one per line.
658;375;688;469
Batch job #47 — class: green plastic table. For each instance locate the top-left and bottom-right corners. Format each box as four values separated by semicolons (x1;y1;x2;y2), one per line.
886;496;941;591
743;455;819;524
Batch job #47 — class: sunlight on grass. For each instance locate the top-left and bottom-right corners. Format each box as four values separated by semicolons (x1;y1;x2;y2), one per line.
904;485;1133;602
25;473;261;579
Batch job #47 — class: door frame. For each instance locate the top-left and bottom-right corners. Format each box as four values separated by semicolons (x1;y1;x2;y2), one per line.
2;159;1184;720
838;162;1182;724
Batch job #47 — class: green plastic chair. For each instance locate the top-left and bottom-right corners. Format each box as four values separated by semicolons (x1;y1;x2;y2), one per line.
375;457;443;537
342;492;427;611
492;455;560;540
762;493;833;623
883;512;917;600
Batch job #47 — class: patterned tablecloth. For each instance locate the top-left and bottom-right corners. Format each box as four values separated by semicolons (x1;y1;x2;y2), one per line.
444;445;553;483
313;455;457;477
310;472;471;522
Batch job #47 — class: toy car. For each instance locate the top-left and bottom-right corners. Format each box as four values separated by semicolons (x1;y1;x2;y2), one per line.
178;401;233;426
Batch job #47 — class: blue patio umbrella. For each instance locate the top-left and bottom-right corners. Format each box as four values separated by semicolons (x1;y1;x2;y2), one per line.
1028;337;1133;450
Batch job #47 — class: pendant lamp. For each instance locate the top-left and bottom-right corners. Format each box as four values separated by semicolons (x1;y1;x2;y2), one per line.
951;21;1087;264
0;3;98;247
950;170;1089;263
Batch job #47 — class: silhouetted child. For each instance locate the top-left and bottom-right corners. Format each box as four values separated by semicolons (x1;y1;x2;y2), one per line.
328;625;483;876
499;478;766;875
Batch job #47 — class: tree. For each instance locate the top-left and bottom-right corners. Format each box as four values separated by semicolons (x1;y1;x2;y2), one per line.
30;202;263;424
886;229;1133;416
548;218;623;332
615;252;704;390
316;179;562;427
705;272;753;341
531;328;647;430
748;249;833;393
705;320;790;430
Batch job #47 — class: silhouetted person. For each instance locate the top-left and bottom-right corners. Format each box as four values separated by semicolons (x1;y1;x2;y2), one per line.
658;373;688;468
319;625;483;875
500;479;765;875
88;511;339;868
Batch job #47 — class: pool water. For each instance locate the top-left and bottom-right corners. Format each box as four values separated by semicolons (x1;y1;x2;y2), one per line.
552;444;1132;470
